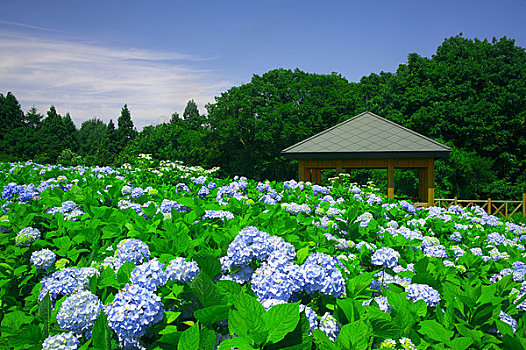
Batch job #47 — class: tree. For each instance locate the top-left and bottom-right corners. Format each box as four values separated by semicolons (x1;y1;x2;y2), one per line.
78;118;107;157
116;104;137;151
205;68;361;180
182;99;204;130
62;112;78;152
169;111;181;125
35;106;69;163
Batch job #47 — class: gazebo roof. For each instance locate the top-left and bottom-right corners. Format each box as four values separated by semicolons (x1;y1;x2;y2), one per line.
282;111;452;159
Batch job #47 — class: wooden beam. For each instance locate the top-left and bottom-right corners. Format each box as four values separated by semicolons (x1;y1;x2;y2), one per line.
298;159;305;182
427;158;435;206
316;168;322;184
387;159;394;198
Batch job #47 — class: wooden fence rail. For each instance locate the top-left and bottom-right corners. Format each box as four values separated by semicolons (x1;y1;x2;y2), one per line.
433;193;526;219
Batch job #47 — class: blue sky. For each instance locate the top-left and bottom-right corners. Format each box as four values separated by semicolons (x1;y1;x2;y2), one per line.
1;0;525;129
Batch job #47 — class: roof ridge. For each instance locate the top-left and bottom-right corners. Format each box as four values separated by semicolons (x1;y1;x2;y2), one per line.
282;111;452;154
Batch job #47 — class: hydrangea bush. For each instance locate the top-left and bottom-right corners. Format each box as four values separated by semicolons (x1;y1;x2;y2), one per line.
0;160;525;349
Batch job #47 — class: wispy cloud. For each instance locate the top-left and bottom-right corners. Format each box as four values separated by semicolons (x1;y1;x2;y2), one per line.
0;30;232;129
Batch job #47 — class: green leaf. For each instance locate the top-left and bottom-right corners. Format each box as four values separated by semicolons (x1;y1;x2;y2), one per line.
98;267;119;289
336;298;356;324
336;320;371;350
190;272;227;308
195;254;222;279
449;337;473;350
92;310;112;350
166;311;181;324
229;293;268;346
199;327;216;350
217;336;256;350
312;329;338;350
38;293;52;337
370;318;402;339
264;302;300;344
195;305;231;326
418;320;453;343
295;247;310;265
117;260;136;285
178;322;200;350
143;202;158;218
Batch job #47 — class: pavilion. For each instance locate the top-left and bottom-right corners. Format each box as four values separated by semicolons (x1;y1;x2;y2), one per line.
281;112;451;206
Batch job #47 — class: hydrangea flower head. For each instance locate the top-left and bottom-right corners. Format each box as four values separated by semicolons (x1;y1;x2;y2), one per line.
15;226;40;246
116;239;150;266
165;257;200;283
371;247;400;269
39;267;90;301
104;284;164;339
130;258;166;291
302;253;345;298
42;332;79;350
318;312;340;341
57;290;101;336
405;283;441;307
30;249;56;269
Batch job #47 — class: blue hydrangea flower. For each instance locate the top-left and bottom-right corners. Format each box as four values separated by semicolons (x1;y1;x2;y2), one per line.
423;245;448;258
159;199;191;214
201;210;234;222
191;176;207;185
198;186;210;198
282;203;311;215
499;310;517;333
105;284;164;339
39;267;90;301
219;264;253;284
251;254;303;303
405;283;441;307
318;312;340;341
175;183;191;193
30;249;56;269
15;226;40;246
302;253;345;298
363;296;392;312
165;257;200;283
131;187;145;198
130;259;166;291
487;232;506;245
57;290;101;336
42;332;79;350
299;304;318;331
283;179;303;190
312;185;330;196
371;247;400;269
116;239;150;267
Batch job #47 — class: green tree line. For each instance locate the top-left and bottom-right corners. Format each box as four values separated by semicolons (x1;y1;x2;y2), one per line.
0;35;524;199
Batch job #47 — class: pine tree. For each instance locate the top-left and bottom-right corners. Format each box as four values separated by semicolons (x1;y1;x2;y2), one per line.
183;99;203;130
116;104;136;147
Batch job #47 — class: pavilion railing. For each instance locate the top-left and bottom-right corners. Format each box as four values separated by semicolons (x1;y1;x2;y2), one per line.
433;194;526;219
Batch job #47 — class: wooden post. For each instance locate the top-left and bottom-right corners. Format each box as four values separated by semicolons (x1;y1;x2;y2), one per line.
488;198;491;215
454;197;458;205
419;168;427;202
427;158;435;207
387;159;394;199
336;159;343;175
299;159;305;182
314;168;321;185
304;167;311;183
523;193;525;216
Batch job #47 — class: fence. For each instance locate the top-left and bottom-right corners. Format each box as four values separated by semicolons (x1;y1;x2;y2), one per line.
433;194;526;219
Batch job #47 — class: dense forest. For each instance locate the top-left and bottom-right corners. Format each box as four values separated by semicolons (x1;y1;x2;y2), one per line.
0;35;525;199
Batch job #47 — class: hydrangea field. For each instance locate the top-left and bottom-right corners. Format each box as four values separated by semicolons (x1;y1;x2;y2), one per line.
1;158;526;350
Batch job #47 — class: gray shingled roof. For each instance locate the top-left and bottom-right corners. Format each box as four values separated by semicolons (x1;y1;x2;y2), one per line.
282;112;451;159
